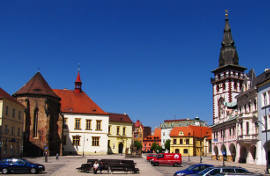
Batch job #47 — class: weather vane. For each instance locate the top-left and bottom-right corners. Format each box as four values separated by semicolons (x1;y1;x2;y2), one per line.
225;9;229;17
78;62;80;72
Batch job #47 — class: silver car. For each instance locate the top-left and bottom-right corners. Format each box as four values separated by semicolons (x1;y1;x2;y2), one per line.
189;166;250;176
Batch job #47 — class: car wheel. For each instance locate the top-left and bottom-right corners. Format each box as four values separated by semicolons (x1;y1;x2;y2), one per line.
173;163;180;167
30;168;37;174
2;168;8;174
154;162;159;166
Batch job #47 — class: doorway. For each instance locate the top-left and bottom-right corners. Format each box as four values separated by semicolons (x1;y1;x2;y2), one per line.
118;143;123;154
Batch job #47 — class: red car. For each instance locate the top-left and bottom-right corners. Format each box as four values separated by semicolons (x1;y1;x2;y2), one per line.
151;153;182;167
146;154;157;161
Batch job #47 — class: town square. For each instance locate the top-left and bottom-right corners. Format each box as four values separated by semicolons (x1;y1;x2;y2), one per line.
0;0;270;175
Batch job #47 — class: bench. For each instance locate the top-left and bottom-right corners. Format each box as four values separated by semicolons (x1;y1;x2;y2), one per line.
77;159;139;174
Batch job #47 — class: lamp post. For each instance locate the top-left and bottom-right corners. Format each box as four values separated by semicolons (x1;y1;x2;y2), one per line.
264;104;269;174
200;125;202;163
222;129;225;167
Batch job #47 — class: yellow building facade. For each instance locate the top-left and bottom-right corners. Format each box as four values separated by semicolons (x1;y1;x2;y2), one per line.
0;88;25;158
170;126;212;157
108;113;133;154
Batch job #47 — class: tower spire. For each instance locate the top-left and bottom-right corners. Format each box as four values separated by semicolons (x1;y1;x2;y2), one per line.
219;10;239;67
74;65;82;93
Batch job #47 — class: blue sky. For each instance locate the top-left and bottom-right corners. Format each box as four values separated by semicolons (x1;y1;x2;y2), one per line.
0;0;269;129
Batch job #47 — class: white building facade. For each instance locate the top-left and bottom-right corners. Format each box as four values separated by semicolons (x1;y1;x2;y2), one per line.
62;113;109;155
54;71;109;155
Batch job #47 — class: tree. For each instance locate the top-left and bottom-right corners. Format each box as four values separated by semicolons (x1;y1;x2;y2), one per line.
151;143;158;152
151;143;162;153
165;139;171;152
133;141;142;150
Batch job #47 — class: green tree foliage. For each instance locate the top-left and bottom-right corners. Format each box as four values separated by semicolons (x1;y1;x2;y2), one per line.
151;142;162;153
134;140;142;150
165;139;171;152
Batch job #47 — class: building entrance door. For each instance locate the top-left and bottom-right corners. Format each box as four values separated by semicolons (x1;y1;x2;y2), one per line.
118;143;123;154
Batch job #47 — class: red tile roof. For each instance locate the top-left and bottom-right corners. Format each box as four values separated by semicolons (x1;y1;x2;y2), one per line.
153;128;161;138
170;125;212;139
53;89;107;115
109;113;133;123
0;88;25;107
14;72;59;99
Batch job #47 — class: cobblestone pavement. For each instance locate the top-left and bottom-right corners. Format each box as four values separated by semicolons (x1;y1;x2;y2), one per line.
3;155;268;176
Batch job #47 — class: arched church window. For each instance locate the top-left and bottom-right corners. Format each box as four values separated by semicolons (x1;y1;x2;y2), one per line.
33;108;39;137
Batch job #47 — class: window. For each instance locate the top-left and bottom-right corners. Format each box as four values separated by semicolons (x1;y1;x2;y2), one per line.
184;149;188;153
173;139;177;144
108;125;111;134
86;120;91;130
11;127;14;136
72;136;80;146
5;125;8;134
223;168;235;173
264;116;267;130
63;118;68;129
17;128;20;137
62;135;66;145
92;137;100;146
254;100;257;111
263;92;267;106
96;120;101;130
246;122;249;135
12;109;15;118
5;106;8;116
33;108;38;137
180;139;183;144
117;126;120;135
18;111;21;120
123;127;126;136
186;139;189;144
75;118;81;130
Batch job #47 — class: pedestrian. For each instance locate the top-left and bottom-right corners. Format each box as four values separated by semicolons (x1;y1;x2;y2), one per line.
93;161;99;174
56;153;59;160
99;161;104;174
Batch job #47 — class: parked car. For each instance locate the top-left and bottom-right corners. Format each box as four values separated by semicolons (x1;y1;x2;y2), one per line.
151;153;182;167
215;173;263;176
0;158;45;174
146;154;157;161
174;164;214;176
189;166;250;176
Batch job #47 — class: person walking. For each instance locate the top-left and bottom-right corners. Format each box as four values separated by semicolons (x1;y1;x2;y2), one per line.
56;153;59;160
93;161;99;174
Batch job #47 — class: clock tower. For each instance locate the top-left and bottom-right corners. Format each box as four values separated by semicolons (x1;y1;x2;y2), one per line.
211;12;246;125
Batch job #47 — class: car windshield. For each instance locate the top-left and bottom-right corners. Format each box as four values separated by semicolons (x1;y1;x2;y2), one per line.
186;165;197;171
198;167;214;175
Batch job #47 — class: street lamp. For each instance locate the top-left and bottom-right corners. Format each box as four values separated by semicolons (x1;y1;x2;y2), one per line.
222;129;225;167
200;125;202;163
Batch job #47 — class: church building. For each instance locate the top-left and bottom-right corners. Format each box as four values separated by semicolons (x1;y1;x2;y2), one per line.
14;72;63;156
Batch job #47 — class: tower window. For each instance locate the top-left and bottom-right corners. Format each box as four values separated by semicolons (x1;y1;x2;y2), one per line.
33;108;39;137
